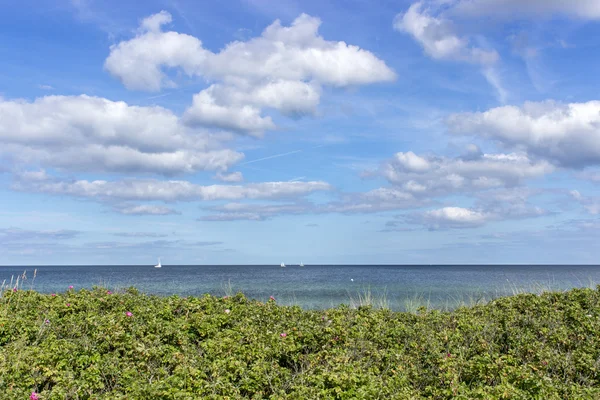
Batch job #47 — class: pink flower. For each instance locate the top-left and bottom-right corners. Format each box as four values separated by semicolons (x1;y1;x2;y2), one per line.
66;303;71;307
30;392;39;400
68;285;74;290
107;290;112;295
269;296;276;301
224;309;231;314
125;311;133;317
280;332;287;338
446;353;451;358
51;293;56;297
44;319;50;325
12;288;17;292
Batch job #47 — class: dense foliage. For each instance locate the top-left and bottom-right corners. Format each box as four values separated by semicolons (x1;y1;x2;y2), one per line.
1;285;600;399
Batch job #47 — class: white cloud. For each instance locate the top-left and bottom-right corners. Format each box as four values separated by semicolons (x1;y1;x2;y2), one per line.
183;88;275;135
204;14;396;86
447;100;600;168
406;198;548;230
38;84;54;90
0;95;243;174
105;12;395;133
215;171;244;183
380;150;553;197
13;171;332;203
191;80;322;119
317;188;425;214
474;187;542;204
392;151;431;172
394;2;498;65
473;188;548;220
113;204;180;215
140;9;173;32
414;206;492;229
105;13;207;91
197;187;425;221
451;0;600;20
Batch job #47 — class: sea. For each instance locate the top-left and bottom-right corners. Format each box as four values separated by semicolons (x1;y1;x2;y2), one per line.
2;264;600;311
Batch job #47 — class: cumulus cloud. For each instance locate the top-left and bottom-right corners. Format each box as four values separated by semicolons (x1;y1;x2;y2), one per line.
379;150;553;197
406;199;547;230
410;206;492;229
197;187;427;221
184;80;322;133
323;188;424;214
374;173;550;230
12;171;332;203
195;160;553;222
0;95;243;175
105;12;207;91
447;100;600;168
450;0;600;20
394;2;498;65
140;9;173;32
473;188;549;219
183;88;276;134
105;11;395;133
107;12;395;90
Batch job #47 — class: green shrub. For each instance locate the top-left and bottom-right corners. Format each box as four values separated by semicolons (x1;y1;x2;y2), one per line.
1;286;600;399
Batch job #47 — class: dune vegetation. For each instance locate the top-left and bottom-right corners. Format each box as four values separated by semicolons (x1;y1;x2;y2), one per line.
1;283;600;399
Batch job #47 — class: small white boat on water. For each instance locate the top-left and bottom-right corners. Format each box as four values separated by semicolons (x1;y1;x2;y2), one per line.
299;262;304;267
154;258;162;268
280;262;286;268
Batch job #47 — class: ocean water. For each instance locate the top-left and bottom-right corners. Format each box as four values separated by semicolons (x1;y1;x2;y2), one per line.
2;264;600;311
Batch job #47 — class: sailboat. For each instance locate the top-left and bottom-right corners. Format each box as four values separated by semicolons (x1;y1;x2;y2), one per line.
154;258;162;268
299;262;304;267
280;262;286;268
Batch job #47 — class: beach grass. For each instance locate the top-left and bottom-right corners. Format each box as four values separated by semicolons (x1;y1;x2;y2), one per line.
2;277;600;398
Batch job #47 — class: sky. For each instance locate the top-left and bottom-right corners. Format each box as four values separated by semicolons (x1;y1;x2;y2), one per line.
1;0;600;265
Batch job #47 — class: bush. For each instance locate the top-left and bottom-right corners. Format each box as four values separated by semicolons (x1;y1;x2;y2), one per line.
1;286;600;399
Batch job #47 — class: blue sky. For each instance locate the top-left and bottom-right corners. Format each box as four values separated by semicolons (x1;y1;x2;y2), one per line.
2;0;600;265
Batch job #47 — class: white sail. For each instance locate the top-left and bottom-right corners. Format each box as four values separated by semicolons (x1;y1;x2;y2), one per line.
280;262;286;267
300;262;304;267
154;258;162;268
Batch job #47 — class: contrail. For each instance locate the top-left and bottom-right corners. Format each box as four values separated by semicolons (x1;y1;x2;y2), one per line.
169;0;197;35
239;149;302;166
239;144;326;166
146;92;173;100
